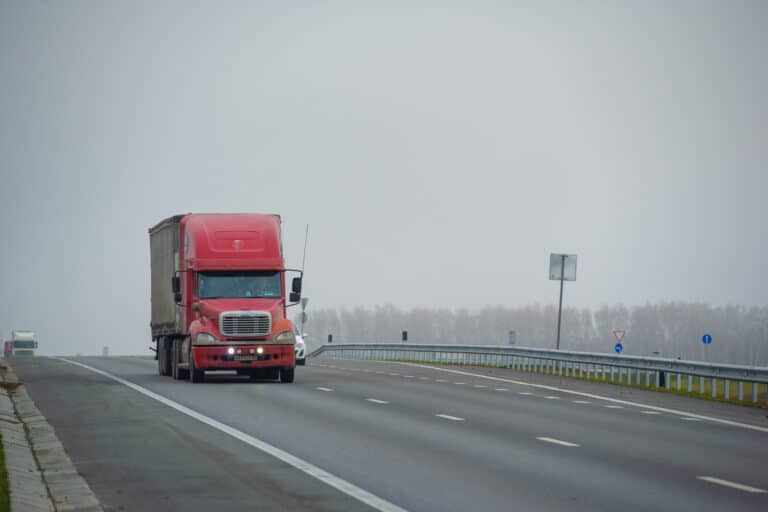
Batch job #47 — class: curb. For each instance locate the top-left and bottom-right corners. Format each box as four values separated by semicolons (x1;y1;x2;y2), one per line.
0;362;103;512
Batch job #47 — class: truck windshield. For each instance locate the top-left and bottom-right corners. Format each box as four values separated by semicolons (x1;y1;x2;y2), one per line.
13;340;36;349
198;271;281;299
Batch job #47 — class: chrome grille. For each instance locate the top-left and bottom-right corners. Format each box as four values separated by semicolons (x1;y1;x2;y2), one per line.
219;311;271;337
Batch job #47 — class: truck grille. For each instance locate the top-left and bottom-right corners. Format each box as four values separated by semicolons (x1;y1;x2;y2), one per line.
220;311;271;337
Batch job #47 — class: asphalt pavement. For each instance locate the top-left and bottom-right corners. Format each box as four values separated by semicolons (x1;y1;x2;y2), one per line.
10;356;768;512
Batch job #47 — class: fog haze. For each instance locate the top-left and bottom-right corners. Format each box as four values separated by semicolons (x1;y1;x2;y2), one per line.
1;1;766;355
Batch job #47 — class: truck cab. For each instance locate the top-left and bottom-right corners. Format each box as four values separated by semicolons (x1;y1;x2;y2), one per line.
10;330;37;356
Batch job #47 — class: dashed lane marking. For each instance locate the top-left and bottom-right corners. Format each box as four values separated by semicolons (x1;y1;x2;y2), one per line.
697;476;767;493
366;398;389;405
537;437;580;448
435;414;465;422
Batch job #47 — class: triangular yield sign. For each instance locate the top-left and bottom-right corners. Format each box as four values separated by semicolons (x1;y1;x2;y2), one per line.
613;329;625;342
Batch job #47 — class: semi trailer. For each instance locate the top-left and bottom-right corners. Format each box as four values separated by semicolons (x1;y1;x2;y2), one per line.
150;213;302;383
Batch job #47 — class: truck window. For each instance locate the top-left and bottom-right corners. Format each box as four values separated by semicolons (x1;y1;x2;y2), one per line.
13;340;36;349
198;271;281;299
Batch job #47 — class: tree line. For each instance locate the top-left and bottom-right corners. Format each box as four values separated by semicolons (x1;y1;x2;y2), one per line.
298;303;768;366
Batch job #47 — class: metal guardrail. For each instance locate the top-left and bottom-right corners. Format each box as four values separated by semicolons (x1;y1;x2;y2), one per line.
309;343;768;404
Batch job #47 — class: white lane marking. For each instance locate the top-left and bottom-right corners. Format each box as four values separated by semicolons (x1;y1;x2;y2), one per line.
537;437;580;448
572;400;591;404
418;377;429;380
389;373;400;376
404;375;414;378
435;414;465;422
399;363;768;434
681;417;702;422
361;369;371;373
454;382;466;385
55;359;408;512
435;379;448;383
495;388;509;392
375;371;385;374
473;385;487;389
604;405;624;409
366;398;389;405
641;411;661;415
544;396;561;400
316;387;334;392
518;392;533;396
697;476;767;493
328;365;337;368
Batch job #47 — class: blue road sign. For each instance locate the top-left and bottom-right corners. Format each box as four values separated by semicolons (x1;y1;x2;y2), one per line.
702;334;713;345
615;342;623;353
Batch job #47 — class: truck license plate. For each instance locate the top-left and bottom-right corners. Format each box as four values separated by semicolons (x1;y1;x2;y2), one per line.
234;355;256;361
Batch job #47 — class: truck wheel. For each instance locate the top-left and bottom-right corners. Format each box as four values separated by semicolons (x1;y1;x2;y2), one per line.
190;351;204;383
280;368;295;383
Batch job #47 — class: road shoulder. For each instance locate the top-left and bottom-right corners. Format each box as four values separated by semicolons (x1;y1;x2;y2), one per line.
0;360;102;512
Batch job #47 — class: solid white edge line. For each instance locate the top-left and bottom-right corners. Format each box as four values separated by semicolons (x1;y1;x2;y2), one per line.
397;363;768;434
697;476;767;493
54;358;408;512
435;414;465;421
536;437;580;447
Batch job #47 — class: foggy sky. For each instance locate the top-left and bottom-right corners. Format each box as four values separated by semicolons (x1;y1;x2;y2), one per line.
1;1;766;355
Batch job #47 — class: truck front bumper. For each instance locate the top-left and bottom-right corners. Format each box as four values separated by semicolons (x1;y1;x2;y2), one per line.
192;344;295;370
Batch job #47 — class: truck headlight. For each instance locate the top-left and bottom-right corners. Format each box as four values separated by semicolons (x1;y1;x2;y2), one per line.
273;330;296;344
196;332;217;344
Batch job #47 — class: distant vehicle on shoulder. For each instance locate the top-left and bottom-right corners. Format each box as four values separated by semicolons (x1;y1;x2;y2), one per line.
7;331;38;357
149;213;303;383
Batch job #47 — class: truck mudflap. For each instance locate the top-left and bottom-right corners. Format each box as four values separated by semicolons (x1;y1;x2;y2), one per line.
192;344;295;370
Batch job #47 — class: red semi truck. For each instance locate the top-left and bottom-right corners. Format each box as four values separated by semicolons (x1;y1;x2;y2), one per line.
150;213;302;383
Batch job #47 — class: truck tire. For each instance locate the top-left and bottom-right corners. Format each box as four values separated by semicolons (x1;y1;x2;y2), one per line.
189;350;204;383
176;339;190;380
171;339;180;380
158;338;172;377
280;367;295;383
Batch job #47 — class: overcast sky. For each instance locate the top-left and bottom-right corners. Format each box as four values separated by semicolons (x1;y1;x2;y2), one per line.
1;1;766;355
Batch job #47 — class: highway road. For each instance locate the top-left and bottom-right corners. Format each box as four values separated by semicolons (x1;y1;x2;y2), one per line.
10;356;768;512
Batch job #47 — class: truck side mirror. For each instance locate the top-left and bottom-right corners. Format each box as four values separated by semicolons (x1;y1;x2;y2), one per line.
171;276;181;293
289;292;300;303
291;277;302;294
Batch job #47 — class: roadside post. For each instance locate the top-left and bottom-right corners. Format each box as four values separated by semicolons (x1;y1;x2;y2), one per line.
549;253;577;350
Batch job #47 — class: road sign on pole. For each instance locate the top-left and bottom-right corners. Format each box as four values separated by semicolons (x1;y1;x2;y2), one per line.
613;329;625;342
550;253;577;350
702;334;713;345
615;343;623;353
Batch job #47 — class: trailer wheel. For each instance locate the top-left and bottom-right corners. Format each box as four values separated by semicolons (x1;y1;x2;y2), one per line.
171;339;180;380
189;350;204;383
280;368;295;383
158;338;172;377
